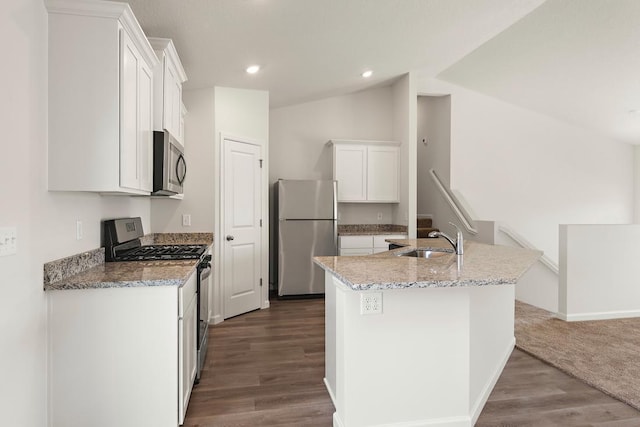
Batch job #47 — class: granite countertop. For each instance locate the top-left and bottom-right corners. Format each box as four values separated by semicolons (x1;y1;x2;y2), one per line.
44;260;200;291
338;224;408;236
44;232;214;291
314;238;541;291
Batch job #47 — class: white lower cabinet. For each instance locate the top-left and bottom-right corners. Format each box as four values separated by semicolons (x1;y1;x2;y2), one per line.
339;234;406;255
48;270;198;427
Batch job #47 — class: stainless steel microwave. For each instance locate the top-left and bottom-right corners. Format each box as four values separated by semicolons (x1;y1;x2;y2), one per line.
152;131;186;196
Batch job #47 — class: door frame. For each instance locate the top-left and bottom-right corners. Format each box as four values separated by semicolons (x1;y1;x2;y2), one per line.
213;132;269;324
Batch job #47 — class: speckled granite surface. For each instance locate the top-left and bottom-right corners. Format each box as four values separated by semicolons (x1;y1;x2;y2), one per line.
44;232;213;291
314;238;542;291
43;248;105;288
44;260;198;290
338;224;408;235
151;232;213;246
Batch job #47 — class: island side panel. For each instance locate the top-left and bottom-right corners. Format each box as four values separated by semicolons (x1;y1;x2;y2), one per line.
332;276;472;427
324;272;337;405
468;284;515;423
48;286;179;427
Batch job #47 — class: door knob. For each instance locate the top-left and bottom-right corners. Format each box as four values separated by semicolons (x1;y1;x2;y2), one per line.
226;235;235;241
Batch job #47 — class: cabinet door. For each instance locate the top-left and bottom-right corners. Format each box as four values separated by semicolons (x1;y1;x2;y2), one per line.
138;61;153;192
334;144;366;201
172;79;183;142
367;146;399;202
163;60;174;135
163;61;183;140
179;102;187;143
119;29;139;190
179;293;197;424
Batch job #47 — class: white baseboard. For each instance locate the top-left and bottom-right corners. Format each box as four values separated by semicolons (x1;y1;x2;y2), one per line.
211;314;223;325
262;299;270;309
469;337;515;425
333;399;471;427
369;416;470;427
323;377;337;407
556;309;640;321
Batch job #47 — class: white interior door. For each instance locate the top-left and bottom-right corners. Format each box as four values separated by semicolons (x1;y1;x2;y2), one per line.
223;138;262;319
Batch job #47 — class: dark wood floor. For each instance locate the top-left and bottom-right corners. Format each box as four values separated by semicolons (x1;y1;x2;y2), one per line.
184;298;640;426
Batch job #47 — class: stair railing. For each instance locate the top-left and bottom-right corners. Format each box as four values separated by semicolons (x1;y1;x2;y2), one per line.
497;225;559;274
429;169;558;276
429;168;478;235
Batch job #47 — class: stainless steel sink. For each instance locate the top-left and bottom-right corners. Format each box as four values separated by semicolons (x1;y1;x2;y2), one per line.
396;248;453;258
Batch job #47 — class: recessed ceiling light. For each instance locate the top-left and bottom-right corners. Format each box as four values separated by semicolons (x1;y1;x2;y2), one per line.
361;70;373;78
246;65;260;74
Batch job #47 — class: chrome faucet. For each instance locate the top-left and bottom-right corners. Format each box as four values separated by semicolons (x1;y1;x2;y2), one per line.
428;222;464;255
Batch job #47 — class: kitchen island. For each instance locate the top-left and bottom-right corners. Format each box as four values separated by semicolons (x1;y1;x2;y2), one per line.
314;239;541;427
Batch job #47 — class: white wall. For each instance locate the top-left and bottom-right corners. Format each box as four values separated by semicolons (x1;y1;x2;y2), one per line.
559;224;640;321
391;74;416;236
151;89;216;233
417;95;452;231
1;1;151;425
270;85;397;225
213;87;270;318
634;145;640;223
417;77;634;263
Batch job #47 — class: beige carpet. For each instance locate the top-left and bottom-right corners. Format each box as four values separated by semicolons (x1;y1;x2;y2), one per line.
515;301;640;411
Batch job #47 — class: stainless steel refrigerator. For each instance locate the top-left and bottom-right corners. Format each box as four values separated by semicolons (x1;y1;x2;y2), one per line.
277;179;338;296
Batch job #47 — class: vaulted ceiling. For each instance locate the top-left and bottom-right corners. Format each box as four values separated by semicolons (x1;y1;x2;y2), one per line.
125;0;640;143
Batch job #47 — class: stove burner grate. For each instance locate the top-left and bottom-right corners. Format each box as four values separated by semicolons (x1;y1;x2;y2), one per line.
115;244;207;261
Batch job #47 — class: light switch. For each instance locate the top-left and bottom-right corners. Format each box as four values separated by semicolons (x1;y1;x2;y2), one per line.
76;220;83;240
0;227;17;256
182;214;191;227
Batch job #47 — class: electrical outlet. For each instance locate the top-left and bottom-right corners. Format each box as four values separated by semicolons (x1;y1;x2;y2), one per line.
76;220;83;240
0;227;17;256
182;214;191;227
360;292;383;315
377;212;383;220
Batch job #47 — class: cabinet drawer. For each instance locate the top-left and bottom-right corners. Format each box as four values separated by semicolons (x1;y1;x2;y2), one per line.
373;234;407;248
339;235;374;249
178;271;197;319
340;248;374;256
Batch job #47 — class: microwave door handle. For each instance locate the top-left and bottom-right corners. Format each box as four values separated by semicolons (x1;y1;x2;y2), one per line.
176;154;187;185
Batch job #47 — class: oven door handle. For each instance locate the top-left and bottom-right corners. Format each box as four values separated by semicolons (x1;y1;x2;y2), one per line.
199;265;212;281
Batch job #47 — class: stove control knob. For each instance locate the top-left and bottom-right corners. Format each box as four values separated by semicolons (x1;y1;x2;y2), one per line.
226;235;235;241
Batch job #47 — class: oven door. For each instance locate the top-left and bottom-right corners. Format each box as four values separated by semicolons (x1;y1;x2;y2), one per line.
195;255;212;382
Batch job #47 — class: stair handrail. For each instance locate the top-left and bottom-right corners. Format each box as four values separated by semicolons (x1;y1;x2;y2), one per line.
429;168;478;235
498;224;559;274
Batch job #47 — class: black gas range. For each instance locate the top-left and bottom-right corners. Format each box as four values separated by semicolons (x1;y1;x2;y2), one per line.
103;217;207;262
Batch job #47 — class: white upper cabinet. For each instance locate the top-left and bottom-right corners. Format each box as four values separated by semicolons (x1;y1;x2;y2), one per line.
47;0;158;195
330;140;401;203
334;144;367;201
148;38;187;146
